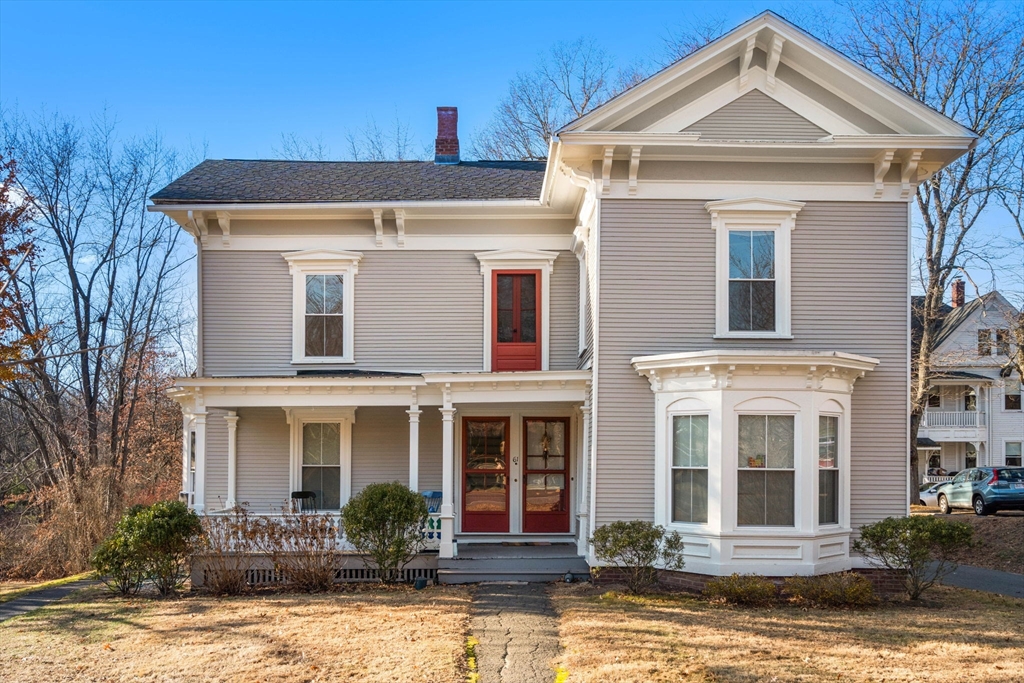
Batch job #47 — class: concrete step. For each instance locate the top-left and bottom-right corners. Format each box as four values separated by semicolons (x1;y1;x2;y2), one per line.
437;568;590;584
438;556;590;572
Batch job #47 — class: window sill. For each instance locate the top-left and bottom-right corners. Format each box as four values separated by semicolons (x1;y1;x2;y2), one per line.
713;333;794;340
291;358;356;365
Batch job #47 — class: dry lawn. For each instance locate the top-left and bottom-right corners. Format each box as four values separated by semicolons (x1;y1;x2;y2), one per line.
1;584;471;683
552;583;1024;683
934;509;1024;574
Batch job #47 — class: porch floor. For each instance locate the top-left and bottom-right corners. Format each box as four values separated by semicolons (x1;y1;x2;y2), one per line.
438;543;590;584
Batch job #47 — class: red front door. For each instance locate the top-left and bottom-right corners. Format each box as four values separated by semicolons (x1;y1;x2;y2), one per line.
462;418;510;533
493;271;541;371
523;418;570;533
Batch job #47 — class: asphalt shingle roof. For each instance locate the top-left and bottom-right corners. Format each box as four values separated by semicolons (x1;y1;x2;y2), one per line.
150;159;548;204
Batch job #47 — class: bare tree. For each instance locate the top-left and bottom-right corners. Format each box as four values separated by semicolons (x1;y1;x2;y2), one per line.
275;115;428;162
274;132;333;161
471;38;627;161
0;110;189;573
663;17;727;62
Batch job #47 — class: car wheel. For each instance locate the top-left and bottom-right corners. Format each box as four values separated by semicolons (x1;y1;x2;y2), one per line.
938;494;952;514
973;496;989;516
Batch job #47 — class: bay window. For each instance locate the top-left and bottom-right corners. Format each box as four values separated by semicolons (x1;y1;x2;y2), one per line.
672;414;709;524
818;415;839;525
737;414;795;526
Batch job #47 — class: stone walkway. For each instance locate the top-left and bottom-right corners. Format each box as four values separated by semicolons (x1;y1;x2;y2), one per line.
0;579;101;623
470;582;561;683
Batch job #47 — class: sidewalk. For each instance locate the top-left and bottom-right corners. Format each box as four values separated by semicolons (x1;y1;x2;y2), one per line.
0;579;101;623
470;582;562;683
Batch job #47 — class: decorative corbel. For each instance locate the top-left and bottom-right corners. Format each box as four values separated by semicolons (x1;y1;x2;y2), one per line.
601;146;614;195
559;162;593;189
766;35;786;94
739;35;756;89
394;209;406;248
874;149;896;198
900;149;923;199
216;211;231;247
188;210;209;247
372;209;384;248
628;146;642;196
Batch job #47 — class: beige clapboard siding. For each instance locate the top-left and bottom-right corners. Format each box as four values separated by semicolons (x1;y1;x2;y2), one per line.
417;408;444;492
204;409;229;510
236;407;291;512
202;250;579;376
683;90;829;140
595;199;908;528
351;406;445;495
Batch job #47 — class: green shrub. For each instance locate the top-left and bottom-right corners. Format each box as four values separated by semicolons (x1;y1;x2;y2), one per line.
91;523;146;596
340;482;429;584
853;515;973;600
703;574;778;606
91;501;201;597
590;520;685;594
783;572;877;608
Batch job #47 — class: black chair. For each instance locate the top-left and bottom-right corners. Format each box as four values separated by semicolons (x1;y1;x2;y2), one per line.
290;491;317;512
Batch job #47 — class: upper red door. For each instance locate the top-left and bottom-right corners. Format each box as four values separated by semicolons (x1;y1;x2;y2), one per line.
493;270;541;372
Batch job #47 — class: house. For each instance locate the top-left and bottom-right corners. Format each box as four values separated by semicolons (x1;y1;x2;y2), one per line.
916;280;1023;484
150;12;976;583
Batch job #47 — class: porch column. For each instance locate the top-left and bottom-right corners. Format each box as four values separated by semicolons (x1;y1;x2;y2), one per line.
407;406;422;492
193;411;207;513
439;405;457;558
180;411;191;503
224;411;239;509
577;401;592;557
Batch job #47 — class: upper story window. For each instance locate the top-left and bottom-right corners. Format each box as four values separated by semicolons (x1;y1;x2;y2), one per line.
1006;442;1022;467
1006;380;1022;411
476;249;558;372
283;250;362;364
995;329;1011;356
706;198;803;339
978;329;992;356
926;390;941;408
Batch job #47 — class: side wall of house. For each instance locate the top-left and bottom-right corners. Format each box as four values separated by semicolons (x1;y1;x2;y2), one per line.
201;249;578;376
594;199;909;529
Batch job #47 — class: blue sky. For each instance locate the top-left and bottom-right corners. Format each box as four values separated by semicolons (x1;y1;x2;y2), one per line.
1;0;1020;301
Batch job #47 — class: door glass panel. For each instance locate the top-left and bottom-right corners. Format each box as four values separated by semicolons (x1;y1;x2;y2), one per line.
465;421;507;470
527;456;547;470
497;275;514;343
525;473;564;512
465;473;507;512
525;420;566;470
519;274;536;342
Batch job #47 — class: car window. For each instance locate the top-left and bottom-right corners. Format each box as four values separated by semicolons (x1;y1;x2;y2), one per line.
972;469;987;482
997;469;1024;482
952;471;967;483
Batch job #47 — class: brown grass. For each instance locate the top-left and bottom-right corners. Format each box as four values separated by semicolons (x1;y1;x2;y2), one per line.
551;583;1024;683
1;584;471;682
912;507;1024;573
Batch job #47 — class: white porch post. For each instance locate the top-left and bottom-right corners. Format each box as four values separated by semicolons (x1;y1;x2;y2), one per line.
181;411;191;504
577;400;592;556
224;411;239;509
440;400;457;558
193;411;207;513
407;405;422;492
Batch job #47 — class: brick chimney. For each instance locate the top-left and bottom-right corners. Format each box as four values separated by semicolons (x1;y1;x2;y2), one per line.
951;278;965;308
434;107;460;165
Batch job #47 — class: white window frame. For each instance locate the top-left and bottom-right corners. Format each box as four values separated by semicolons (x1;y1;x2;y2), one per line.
1004;439;1022;467
706;197;803;339
475;249;558;372
736;411;799;528
284;407;356;511
669;411;710;526
1003;378;1022;412
283;250;362;364
817;413;841;527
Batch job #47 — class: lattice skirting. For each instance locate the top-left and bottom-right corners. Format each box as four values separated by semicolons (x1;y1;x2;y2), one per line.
193;553;439;588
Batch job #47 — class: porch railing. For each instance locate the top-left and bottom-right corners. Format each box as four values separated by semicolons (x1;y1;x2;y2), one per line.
923;475;955;484
921;411;985;428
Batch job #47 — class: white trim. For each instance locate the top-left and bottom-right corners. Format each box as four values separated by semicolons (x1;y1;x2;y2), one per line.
283;249;362;365
193;412;207;513
475;249;559;372
195;234;575;252
707;198;802;339
408;405;421;492
283;407;356;510
224;411;239;509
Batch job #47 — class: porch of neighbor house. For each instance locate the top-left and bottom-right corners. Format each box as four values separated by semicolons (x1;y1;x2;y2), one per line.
170;371;594;584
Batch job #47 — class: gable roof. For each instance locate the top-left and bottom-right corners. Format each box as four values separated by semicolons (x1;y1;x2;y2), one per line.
558;11;975;145
150;159;547;204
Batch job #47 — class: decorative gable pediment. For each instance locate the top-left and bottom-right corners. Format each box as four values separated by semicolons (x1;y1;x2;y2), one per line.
680;90;828;140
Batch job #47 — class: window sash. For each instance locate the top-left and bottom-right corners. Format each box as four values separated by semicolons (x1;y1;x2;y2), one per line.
978;329;992;356
1006;381;1022;411
303;274;347;358
737;414;795;527
728;230;776;332
301;423;342;509
1006;442;1022;467
671;415;709;524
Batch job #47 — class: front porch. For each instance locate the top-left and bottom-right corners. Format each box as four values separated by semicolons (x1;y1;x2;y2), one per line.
170;370;593;569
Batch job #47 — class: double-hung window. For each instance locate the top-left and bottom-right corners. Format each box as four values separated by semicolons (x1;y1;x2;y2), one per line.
1006;442;1022;467
818;415;839;525
671;415;709;524
737;414;795;526
707;198;801;339
302;423;342;510
1005;380;1022;411
284;250;361;364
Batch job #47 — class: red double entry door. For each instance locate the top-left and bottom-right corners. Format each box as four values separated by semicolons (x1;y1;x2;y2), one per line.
462;417;570;534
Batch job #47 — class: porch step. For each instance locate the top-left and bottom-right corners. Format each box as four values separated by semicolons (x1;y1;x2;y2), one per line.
437;543;590;584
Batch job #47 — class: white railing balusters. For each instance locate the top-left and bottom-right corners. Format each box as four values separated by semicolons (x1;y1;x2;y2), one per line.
921;411;985;428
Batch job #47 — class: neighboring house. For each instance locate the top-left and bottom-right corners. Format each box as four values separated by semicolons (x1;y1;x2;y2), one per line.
915;280;1023;484
151;12;976;582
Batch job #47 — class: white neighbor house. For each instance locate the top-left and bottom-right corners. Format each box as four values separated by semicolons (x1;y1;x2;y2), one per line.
917;281;1023;484
151;12;977;582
